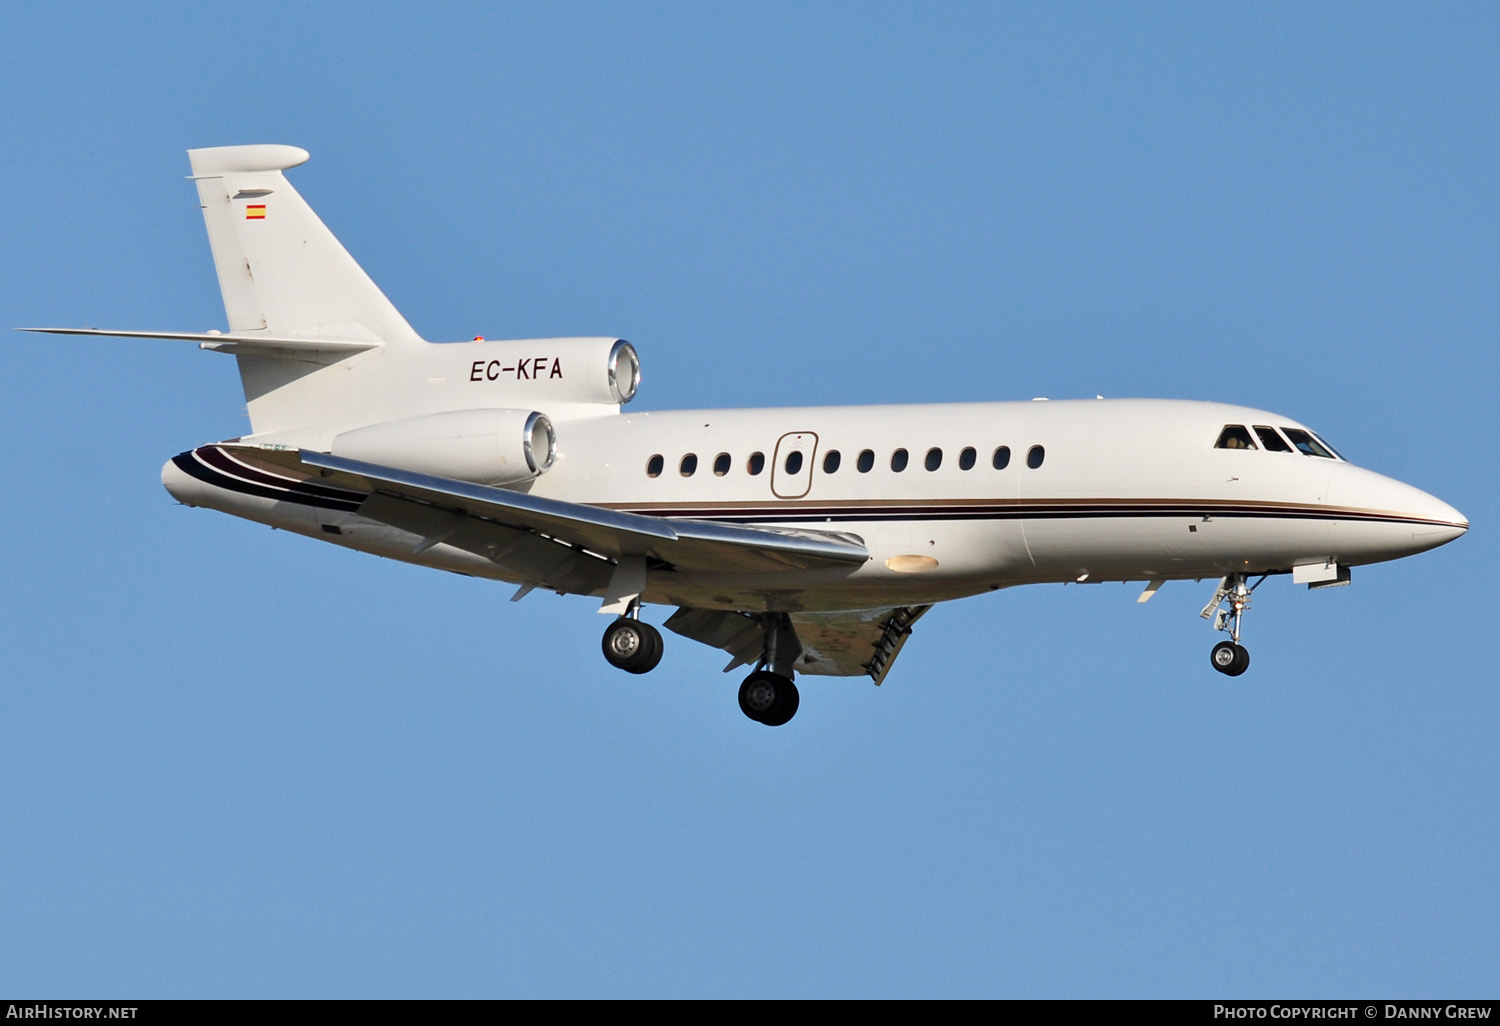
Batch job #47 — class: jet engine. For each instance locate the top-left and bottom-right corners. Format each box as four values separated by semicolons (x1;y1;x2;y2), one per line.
458;337;640;408
331;408;556;486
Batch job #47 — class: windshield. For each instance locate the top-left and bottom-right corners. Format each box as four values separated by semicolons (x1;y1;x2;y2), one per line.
1281;427;1339;459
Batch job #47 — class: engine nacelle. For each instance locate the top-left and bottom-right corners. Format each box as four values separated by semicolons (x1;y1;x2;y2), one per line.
331;408;556;486
456;337;640;408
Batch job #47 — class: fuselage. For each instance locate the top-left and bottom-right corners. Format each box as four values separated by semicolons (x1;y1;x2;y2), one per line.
54;143;1475;713
163;397;1468;613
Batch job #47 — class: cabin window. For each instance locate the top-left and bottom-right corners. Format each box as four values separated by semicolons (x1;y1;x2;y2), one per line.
680;453;698;477
857;449;875;473
823;450;841;474
646;454;664;478
1254;426;1293;453
713;452;731;476
1027;445;1045;469
784;451;804;475
925;447;943;471
1215;425;1257;450
959;447;976;470
891;448;909;472
747;451;766;475
1282;427;1337;459
992;446;1011;470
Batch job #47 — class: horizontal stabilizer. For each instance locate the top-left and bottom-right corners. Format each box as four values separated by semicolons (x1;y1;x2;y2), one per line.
20;327;380;358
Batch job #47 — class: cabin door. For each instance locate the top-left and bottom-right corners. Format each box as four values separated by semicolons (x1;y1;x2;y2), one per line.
770;431;818;499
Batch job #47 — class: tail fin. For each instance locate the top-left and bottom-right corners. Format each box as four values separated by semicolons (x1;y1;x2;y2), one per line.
187;145;423;348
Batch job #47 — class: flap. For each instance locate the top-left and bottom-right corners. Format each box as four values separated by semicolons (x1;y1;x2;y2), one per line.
665;604;931;682
790;605;931;682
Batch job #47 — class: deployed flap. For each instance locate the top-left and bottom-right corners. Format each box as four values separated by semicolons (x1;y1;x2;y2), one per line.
789;605;931;683
663;609;771;673
665;604;930;682
225;446;869;575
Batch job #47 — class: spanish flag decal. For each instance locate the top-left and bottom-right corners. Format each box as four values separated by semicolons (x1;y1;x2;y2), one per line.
245;204;266;220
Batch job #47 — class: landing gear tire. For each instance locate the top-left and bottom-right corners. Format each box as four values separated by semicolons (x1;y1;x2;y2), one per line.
602;618;663;674
738;670;799;726
1210;640;1250;677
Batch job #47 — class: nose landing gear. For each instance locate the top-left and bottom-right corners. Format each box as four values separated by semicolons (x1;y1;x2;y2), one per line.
1210;639;1250;676
1201;573;1264;676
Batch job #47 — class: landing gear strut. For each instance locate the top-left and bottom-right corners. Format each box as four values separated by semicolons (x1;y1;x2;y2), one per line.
1200;573;1264;676
601;614;663;674
738;613;800;726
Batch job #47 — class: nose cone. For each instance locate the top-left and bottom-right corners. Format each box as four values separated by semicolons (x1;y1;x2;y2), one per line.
1331;464;1468;563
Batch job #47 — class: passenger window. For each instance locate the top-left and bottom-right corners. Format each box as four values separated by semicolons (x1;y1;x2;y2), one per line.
823;450;841;474
713;452;731;476
992;446;1011;470
1027;445;1045;469
959;447;976;470
680;454;698;477
1282;427;1336;459
785;451;803;475
1215;425;1258;450
748;452;765;475
646;454;663;478
891;448;909;472
925;447;942;471
857;449;874;473
1254;426;1292;453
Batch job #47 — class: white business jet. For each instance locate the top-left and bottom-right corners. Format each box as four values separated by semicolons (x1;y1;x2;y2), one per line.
27;145;1468;725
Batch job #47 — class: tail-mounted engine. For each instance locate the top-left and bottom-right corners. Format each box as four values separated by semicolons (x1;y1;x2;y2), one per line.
331;408;557;486
457;337;639;409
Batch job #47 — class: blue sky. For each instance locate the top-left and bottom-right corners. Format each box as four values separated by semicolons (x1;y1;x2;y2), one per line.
2;2;1495;997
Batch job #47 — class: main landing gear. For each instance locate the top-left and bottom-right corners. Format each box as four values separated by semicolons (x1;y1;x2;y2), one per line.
601;615;663;674
736;613;800;726
599;606;802;726
1200;572;1266;676
738;670;800;727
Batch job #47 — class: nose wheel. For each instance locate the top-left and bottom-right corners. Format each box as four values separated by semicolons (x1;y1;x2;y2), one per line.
1210;640;1250;676
601;616;663;674
1201;573;1265;676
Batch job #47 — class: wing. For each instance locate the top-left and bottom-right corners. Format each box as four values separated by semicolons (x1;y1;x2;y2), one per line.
219;445;868;588
664;604;931;683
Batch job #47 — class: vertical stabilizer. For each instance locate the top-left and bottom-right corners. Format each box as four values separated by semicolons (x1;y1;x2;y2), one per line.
187;145;423;348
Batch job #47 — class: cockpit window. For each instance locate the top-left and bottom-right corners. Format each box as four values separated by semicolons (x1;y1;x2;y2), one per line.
1312;431;1346;461
1254;426;1293;452
1215;425;1257;450
1282;427;1337;459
